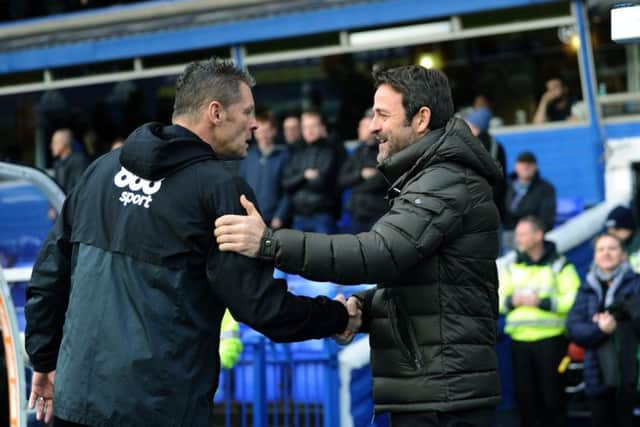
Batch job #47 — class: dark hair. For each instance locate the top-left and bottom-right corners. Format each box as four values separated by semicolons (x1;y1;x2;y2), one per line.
593;233;626;251
372;65;454;130
256;110;277;128
517;215;546;233
172;57;255;120
547;75;568;87
301;108;326;126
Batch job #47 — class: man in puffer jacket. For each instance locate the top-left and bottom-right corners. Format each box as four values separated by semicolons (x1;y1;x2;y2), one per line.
215;65;503;426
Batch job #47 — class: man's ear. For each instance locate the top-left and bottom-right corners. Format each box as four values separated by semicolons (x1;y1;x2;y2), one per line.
413;106;431;134
207;100;224;125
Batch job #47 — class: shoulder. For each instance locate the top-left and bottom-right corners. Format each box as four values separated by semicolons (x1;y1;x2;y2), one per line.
406;162;465;192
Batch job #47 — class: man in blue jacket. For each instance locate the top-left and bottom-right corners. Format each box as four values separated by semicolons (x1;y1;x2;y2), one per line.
25;57;359;427
239;110;290;229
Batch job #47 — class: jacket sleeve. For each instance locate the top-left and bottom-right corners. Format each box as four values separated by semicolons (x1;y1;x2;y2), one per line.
25;187;80;372
260;168;465;284
566;288;608;348
305;147;337;192
337;151;362;189
549;262;580;314
274;152;292;221
537;183;557;231
206;177;348;342
281;153;306;193
274;192;291;222
498;262;515;313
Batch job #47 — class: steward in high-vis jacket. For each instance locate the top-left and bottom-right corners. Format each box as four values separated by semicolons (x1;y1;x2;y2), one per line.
499;216;580;427
25;58;351;427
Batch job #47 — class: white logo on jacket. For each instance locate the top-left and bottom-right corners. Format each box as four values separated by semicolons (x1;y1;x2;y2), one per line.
113;166;163;208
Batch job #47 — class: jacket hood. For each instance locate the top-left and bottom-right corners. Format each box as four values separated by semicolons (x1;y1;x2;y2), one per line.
379;117;503;186
120;123;216;181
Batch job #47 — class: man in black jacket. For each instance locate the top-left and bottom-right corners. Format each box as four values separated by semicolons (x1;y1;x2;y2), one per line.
25;58;358;427
504;151;557;233
283;109;339;233
215;65;503;426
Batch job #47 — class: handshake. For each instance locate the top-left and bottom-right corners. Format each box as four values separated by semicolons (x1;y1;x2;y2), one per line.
333;294;363;345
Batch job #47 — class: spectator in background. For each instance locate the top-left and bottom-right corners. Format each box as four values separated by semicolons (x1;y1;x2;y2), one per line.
239;111;290;229
567;233;640;427
504;151;556;251
464;106;507;221
218;310;242;370
282;109;339;233
338;109;388;233
499;216;580;427
533;77;576;124
282;114;302;150
49;128;90;193
604;205;640;272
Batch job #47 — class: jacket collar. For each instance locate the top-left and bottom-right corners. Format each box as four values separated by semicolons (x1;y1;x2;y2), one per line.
378;117;502;199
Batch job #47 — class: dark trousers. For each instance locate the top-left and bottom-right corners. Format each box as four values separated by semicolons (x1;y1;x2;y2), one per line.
590;389;635;427
511;335;567;427
390;407;495;427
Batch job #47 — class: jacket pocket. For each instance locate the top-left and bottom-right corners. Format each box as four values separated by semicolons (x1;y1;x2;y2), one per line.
384;289;425;372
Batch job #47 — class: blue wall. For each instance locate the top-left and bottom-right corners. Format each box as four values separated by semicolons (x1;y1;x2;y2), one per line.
498;125;604;206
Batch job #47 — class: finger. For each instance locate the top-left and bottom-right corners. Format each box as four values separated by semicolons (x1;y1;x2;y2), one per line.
216;215;252;228
45;400;54;424
214;223;248;238
218;242;247;253
334;294;346;304
28;392;36;410
215;231;248;245
239;195;258;217
36;397;44;421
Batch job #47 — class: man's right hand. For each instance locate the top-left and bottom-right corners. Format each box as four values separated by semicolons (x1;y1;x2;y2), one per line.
215;195;266;257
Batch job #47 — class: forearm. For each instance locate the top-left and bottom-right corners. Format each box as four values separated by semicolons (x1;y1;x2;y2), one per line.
533;100;548;124
208;252;347;342
259;225;416;284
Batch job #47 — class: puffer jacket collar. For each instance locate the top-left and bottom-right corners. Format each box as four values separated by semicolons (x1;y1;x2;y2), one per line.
379;117;502;198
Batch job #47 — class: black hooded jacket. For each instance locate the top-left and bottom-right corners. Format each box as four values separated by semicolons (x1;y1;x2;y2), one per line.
25;123;348;427
259;118;503;413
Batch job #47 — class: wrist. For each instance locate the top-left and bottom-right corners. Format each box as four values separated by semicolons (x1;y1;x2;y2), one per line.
258;227;277;260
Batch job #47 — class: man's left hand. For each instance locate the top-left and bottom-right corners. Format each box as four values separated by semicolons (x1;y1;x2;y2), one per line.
215;195;266;257
29;370;55;424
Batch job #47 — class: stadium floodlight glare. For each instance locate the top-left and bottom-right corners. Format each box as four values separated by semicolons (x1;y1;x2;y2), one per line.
348;21;452;47
611;3;640;43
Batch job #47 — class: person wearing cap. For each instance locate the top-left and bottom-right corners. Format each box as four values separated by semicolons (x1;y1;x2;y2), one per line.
464;106;507;222
604;205;640;272
504;151;556;246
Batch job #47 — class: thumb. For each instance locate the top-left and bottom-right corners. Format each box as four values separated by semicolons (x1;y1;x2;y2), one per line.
240;194;258;217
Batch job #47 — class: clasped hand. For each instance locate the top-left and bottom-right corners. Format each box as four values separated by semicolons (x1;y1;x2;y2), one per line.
333;294;362;345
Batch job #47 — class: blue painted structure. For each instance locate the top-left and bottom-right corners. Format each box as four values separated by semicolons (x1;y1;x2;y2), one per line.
0;0;560;74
